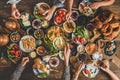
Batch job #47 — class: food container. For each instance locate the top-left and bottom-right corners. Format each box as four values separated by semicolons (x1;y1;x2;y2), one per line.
71;10;79;21
32;19;42;29
49;57;59;67
77;44;85;54
0;34;9;46
10;32;21;43
34;29;44;39
29;51;37;58
36;46;46;56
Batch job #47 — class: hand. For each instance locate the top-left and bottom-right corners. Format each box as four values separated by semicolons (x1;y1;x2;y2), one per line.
72;63;84;80
20;57;29;67
11;4;20;19
64;44;71;66
66;11;72;22
100;60;110;72
43;5;57;21
89;2;101;10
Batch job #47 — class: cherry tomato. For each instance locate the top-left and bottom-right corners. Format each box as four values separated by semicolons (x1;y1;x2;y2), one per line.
74;37;78;43
84;69;89;74
61;16;66;21
59;13;63;18
80;38;85;44
62;11;67;16
58;10;63;15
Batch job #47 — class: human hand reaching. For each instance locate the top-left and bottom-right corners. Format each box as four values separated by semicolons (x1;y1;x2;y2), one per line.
20;57;29;67
66;11;72;22
89;2;101;10
11;4;20;19
100;60;110;72
43;5;57;21
64;44;71;66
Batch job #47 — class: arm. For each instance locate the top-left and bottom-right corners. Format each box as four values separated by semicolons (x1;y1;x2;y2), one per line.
11;57;29;80
62;44;71;80
100;60;119;80
66;0;74;22
7;0;21;19
90;0;115;9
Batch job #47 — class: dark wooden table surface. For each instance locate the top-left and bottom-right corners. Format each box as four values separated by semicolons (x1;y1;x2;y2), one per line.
0;0;120;80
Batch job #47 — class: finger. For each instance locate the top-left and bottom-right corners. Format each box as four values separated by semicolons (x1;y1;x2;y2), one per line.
43;10;49;15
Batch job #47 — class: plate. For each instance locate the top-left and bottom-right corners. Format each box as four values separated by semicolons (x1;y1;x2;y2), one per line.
47;26;64;41
54;9;67;25
104;40;117;56
33;2;50;20
58;51;64;60
53;36;66;50
7;43;22;64
19;35;36;52
33;59;50;78
19;12;32;29
78;1;94;16
82;63;99;78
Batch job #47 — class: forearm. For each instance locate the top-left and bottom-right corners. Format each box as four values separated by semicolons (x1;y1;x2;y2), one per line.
97;0;115;7
67;0;74;11
62;66;70;80
106;69;119;80
11;65;25;80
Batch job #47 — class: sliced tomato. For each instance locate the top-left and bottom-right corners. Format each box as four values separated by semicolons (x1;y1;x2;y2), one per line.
55;16;62;24
73;37;78;43
62;11;67;16
58;10;63;15
80;38;85;44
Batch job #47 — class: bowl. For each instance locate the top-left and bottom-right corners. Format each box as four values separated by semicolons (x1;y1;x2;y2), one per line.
85;43;97;55
63;21;76;33
71;10;79;21
34;29;44;39
49;57;59;67
10;32;21;43
77;44;85;54
32;19;42;29
29;51;37;58
36;46;46;56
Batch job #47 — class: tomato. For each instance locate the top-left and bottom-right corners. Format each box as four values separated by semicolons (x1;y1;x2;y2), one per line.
84;69;89;74
10;50;15;54
58;10;63;15
59;13;63;18
80;4;85;9
55;16;62;24
80;38;85;44
62;11;67;16
73;37;78;43
15;50;20;57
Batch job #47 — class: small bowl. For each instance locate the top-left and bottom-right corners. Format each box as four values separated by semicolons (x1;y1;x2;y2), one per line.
32;19;42;29
77;53;87;62
26;28;35;35
34;29;44;39
77;44;85;54
71;11;79;21
49;57;59;67
10;32;21;43
92;52;103;61
29;51;37;58
85;43;97;55
36;46;46;56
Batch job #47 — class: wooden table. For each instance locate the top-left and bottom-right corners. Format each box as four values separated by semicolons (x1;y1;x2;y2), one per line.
0;0;120;80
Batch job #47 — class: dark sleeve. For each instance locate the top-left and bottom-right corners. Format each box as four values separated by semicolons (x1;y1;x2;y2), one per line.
11;65;25;80
62;66;70;80
53;0;64;8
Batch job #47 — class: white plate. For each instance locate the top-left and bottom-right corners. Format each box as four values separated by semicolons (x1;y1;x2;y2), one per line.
33;64;50;78
53;36;66;50
19;35;36;52
82;63;99;78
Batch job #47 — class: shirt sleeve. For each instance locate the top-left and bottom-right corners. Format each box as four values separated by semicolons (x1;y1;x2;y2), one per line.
62;66;70;80
11;65;25;80
53;0;64;8
7;0;21;4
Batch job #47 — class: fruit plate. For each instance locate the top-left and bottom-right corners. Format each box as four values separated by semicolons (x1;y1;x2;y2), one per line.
82;63;99;78
19;35;36;53
33;2;50;20
33;62;50;78
7;43;22;64
54;8;67;25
